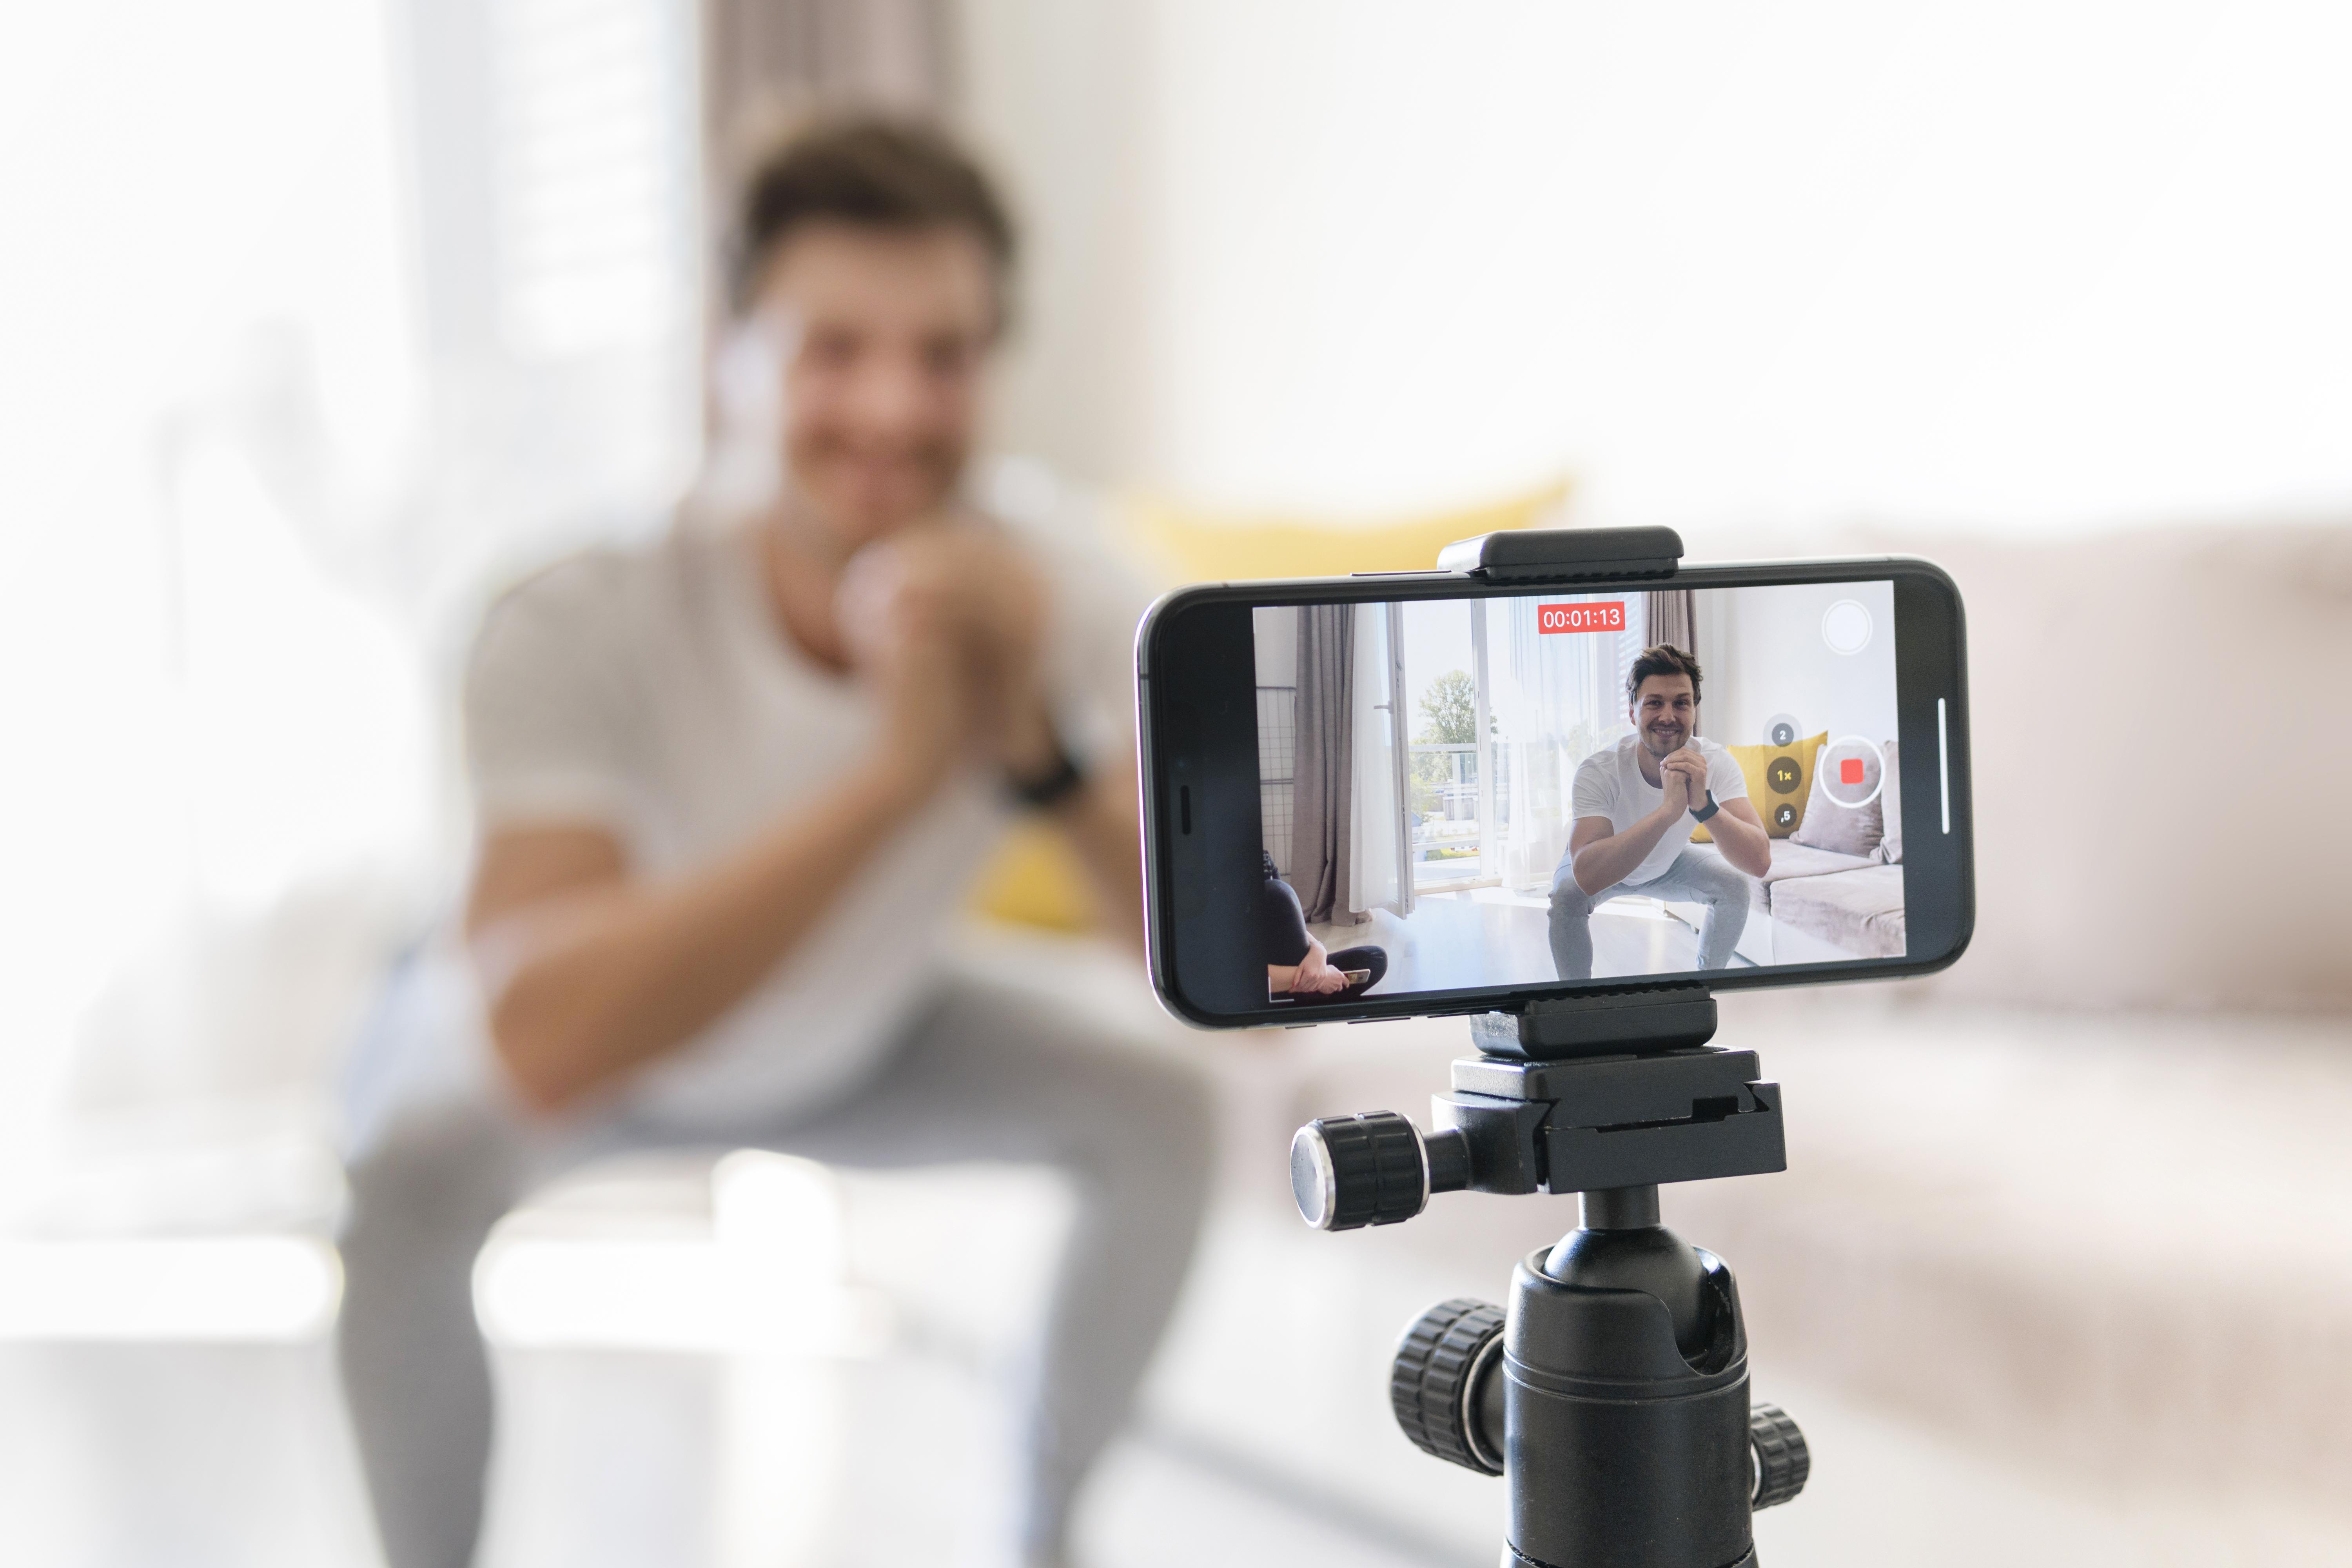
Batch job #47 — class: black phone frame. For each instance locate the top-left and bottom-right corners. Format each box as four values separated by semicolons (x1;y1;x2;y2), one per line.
1136;544;1973;1029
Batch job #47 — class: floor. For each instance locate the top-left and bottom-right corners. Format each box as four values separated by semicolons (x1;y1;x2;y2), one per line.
1312;888;1726;995
6;1303;2341;1568
0;1143;1470;1568
0;1334;1459;1568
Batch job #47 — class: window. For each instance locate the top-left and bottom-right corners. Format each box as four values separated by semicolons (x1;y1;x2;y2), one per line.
490;0;696;358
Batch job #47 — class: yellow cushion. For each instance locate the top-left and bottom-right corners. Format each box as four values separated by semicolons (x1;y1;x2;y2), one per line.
1123;479;1571;581
1690;731;1828;842
967;479;1571;931
967;819;1102;933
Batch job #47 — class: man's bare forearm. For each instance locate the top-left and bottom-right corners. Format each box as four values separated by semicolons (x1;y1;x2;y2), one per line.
475;760;931;1111
1054;760;1146;946
1572;804;1684;894
1707;805;1773;878
998;691;1145;945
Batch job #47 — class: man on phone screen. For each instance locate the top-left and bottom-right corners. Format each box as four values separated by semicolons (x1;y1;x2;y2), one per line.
1548;644;1773;979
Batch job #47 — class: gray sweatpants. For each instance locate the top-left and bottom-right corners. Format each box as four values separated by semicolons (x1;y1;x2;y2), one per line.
1548;846;1752;979
336;973;1214;1568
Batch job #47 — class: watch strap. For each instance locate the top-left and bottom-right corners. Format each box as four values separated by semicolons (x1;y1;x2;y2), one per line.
1008;734;1088;809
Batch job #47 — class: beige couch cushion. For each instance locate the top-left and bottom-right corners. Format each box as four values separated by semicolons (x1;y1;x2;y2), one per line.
1923;526;2352;1009
1762;842;1878;883
1691;840;1875;916
1789;743;1886;858
1770;862;1907;959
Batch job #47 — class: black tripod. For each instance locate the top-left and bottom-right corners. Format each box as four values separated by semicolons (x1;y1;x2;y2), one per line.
1290;987;1808;1568
1281;525;1808;1566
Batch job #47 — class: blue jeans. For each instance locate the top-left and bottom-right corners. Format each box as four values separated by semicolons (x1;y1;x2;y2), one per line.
1548;847;1753;979
336;973;1214;1568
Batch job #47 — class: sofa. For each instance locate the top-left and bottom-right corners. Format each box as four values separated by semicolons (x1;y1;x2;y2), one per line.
1756;846;1906;961
1669;737;1907;965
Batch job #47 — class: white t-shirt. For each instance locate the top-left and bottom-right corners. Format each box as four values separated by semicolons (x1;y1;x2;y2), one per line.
461;461;1148;1129
1569;734;1750;889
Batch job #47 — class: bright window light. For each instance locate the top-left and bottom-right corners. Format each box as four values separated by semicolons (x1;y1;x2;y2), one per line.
0;1235;341;1343
492;0;694;356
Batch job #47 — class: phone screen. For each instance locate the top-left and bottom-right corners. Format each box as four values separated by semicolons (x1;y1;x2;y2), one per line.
1141;561;1970;1025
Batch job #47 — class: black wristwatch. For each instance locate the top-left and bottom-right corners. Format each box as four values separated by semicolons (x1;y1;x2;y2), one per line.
1007;732;1088;809
1689;790;1720;824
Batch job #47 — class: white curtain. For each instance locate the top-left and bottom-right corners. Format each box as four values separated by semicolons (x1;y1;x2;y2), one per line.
1348;605;1400;916
1485;595;1647;892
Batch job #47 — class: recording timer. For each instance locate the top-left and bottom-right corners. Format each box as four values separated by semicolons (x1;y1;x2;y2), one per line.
1536;600;1626;635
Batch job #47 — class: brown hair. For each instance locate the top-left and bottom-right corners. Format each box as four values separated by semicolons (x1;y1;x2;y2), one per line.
1626;643;1703;707
729;116;1017;316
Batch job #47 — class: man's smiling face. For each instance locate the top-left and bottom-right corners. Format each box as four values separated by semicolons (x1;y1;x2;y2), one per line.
1631;673;1697;759
751;221;999;552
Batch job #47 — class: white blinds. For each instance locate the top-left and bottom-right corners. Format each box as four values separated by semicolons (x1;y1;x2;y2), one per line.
490;0;697;358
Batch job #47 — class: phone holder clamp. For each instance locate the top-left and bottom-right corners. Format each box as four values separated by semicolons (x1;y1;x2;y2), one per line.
1435;524;1686;584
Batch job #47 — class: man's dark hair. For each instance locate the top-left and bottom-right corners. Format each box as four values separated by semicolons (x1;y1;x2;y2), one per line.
1626;643;1703;707
729;116;1018;316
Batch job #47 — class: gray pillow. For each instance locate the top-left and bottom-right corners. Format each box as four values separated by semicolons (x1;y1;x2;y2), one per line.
1789;741;1886;859
1877;739;1902;864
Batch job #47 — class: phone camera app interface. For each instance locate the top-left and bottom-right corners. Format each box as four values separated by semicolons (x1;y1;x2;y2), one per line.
1249;581;1904;1005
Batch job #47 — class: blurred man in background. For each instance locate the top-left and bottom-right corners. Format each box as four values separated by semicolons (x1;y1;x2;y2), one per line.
336;118;1212;1568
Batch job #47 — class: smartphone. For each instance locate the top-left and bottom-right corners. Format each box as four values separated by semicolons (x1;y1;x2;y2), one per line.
1138;549;1972;1027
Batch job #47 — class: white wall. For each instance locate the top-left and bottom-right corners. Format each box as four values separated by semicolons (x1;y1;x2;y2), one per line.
1699;581;1899;751
960;1;2352;533
955;0;1158;489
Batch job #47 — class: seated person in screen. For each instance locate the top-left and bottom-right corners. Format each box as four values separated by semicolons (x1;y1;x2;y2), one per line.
1548;644;1771;980
1261;851;1388;1002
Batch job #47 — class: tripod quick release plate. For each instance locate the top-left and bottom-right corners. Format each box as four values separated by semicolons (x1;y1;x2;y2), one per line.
1291;1043;1784;1230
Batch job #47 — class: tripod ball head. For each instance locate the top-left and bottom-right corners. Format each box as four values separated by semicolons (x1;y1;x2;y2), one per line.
1290;1038;1809;1561
1747;1402;1810;1509
1390;1296;1507;1474
1388;1289;1811;1512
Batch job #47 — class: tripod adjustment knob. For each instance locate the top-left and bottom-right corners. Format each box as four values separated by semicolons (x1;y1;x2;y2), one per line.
1748;1402;1809;1509
1391;1297;1507;1475
1291;1112;1431;1231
